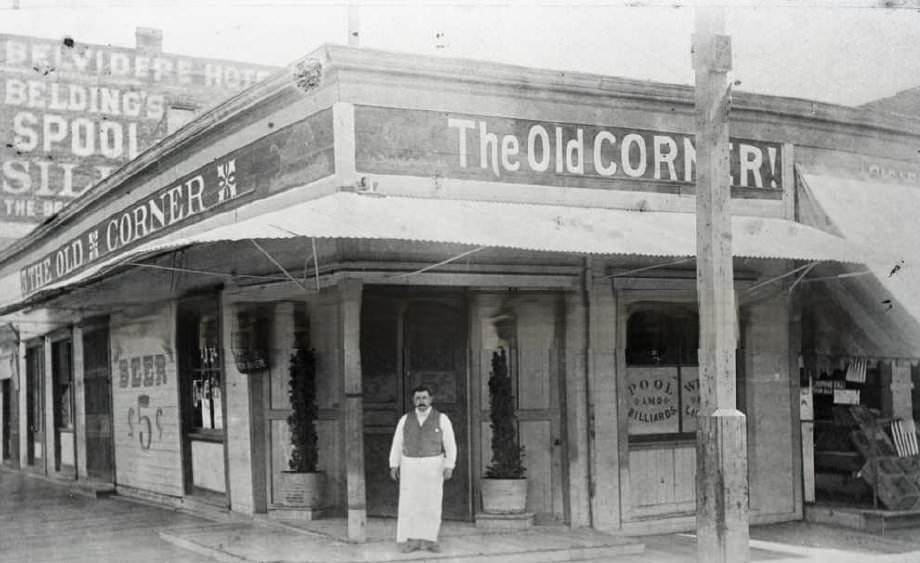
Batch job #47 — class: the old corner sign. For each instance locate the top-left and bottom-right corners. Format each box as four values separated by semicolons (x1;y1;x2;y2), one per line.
19;109;334;296
21;157;243;296
354;106;783;192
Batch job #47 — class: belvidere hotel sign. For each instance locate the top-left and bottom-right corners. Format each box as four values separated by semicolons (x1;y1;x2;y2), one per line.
0;33;273;223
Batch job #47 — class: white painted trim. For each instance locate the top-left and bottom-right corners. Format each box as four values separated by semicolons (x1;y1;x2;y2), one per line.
333;102;357;184
352;174;786;218
18;341;27;469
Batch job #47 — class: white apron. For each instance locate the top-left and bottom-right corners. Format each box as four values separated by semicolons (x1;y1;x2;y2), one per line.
396;455;444;542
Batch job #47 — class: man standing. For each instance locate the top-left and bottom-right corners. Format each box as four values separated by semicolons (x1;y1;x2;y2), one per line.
389;384;457;553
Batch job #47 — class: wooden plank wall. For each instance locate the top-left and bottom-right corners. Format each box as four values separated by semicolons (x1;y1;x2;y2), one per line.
474;293;563;521
110;304;183;497
628;445;696;517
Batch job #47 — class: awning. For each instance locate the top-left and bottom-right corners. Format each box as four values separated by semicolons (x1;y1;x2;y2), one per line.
799;171;920;355
0;354;13;381
143;191;861;259
26;191;864;299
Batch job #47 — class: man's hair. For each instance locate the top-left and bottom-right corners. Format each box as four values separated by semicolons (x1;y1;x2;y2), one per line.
411;384;433;396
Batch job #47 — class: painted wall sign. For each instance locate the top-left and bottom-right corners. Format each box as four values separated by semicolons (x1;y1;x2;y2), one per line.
798;147;920;187
19;108;334;296
354;106;783;192
111;309;182;496
679;367;700;434
0;33;276;225
627;367;679;435
627;366;699;435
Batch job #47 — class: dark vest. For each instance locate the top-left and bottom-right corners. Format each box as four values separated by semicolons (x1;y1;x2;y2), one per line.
402;408;443;458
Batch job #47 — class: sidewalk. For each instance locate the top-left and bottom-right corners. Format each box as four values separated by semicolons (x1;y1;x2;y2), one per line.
6;467;920;563
157;514;920;563
158;518;645;563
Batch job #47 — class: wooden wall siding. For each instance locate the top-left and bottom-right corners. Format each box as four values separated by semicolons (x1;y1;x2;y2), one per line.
59;430;75;466
628;444;696;518
110;305;183;497
192;440;226;492
475;294;563;520
270;419;292;504
262;300;346;510
590;269;621;531
313;291;345;508
266;302;296;507
744;295;795;516
223;298;256;513
562;290;591;527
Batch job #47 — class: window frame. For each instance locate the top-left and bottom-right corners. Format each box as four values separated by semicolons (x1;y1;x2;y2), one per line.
624;302;700;443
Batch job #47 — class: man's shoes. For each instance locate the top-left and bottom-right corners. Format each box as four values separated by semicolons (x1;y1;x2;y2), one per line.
400;540;419;553
424;541;441;553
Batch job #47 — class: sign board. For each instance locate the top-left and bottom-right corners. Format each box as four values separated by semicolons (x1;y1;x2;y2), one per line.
110;309;182;497
355;106;783;193
19;108;335;296
627;367;680;435
0;33;276;226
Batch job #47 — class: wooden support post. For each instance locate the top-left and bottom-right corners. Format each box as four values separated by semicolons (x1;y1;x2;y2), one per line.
340;279;366;542
693;7;749;563
73;325;88;480
43;336;54;475
18;341;27;470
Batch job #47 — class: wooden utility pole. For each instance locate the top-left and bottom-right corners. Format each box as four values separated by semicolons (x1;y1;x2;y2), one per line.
347;4;360;47
693;7;750;563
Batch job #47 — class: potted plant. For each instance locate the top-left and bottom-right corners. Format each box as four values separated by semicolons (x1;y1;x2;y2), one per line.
277;348;325;512
481;347;528;513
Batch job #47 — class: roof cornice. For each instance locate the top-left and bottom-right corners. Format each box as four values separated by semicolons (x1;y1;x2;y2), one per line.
5;43;920;263
322;44;920;137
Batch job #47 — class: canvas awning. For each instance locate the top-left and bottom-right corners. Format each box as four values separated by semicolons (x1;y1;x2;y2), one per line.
18;191;865;304
798;171;920;356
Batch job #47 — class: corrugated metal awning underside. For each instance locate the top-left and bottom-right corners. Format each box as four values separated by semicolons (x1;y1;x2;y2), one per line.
144;191;859;259
799;172;920;356
34;191;863;296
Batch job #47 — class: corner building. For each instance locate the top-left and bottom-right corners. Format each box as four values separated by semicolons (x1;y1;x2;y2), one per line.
0;45;916;535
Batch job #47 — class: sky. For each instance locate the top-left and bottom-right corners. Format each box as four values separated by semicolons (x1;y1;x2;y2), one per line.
0;1;919;107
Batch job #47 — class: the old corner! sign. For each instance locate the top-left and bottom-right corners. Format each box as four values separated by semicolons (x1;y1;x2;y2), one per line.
19;109;334;296
355;106;783;192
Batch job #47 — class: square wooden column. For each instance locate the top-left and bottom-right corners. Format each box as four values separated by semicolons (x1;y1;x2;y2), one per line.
18;341;27;470
339;279;366;542
586;262;621;531
72;325;88;480
43;336;55;475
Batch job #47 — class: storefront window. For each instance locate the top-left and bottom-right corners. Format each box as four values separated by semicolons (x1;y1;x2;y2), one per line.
626;305;699;440
179;300;224;437
191;314;223;431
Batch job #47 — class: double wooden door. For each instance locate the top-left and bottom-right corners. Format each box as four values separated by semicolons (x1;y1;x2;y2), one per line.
361;291;471;520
